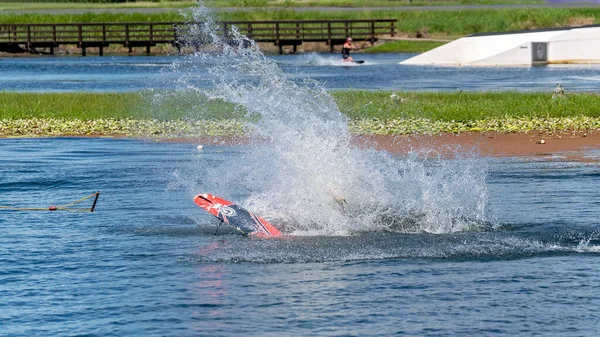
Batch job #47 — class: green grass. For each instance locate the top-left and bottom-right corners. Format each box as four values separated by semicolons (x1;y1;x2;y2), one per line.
0;91;248;137
2;8;597;38
0;91;247;119
0;12;184;24
207;0;546;7
0;0;546;11
333;91;600;121
363;40;448;53
0;1;195;11
219;8;600;36
0;92;146;119
2;90;600;138
2;90;600;121
4;91;600;121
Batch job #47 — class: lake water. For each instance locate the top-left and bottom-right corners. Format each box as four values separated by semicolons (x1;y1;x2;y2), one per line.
2;53;600;92
1;138;600;336
3;26;600;336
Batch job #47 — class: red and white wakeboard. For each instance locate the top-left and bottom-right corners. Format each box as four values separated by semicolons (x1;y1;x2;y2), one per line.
194;193;282;238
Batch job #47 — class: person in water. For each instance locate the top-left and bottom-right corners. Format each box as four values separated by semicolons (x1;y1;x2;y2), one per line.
341;37;359;62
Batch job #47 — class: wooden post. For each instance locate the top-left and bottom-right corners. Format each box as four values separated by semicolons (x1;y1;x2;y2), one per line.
78;24;82;47
26;25;31;51
371;21;375;44
172;23;180;52
275;22;281;54
327;22;333;53
125;24;130;52
101;24;105;56
147;24;153;54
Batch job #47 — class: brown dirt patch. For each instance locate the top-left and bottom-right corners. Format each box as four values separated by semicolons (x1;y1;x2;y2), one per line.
566;17;596;27
175;131;600;161
352;131;600;161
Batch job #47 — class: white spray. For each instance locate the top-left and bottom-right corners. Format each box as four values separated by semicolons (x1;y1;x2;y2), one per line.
167;2;490;235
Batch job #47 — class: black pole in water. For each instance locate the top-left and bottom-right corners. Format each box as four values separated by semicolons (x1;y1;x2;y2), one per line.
214;220;224;236
90;191;100;212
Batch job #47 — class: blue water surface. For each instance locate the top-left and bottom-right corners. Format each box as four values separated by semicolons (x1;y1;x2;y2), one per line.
2;54;600;92
1;138;600;336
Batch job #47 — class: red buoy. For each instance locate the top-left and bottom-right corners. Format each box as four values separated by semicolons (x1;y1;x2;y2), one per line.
49;206;58;211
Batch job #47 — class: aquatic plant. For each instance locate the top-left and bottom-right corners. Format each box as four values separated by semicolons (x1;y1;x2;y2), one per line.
348;115;600;135
2;91;600;137
0;118;245;138
2;115;599;138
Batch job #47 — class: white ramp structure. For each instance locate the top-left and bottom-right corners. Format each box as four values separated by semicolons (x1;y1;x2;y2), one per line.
401;25;600;66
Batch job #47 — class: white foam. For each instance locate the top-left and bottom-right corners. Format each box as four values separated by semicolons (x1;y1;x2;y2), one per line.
164;2;491;234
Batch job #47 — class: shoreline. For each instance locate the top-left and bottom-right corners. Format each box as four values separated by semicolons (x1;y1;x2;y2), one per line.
354;131;600;160
5;131;597;160
183;131;600;160
0;41;375;57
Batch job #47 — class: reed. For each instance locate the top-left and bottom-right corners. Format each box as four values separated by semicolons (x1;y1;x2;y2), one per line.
4;91;600;120
333;91;600;120
2;91;600;137
0;91;246;119
1;92;142;119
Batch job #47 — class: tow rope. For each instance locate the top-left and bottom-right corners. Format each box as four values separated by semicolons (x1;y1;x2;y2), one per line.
0;191;100;213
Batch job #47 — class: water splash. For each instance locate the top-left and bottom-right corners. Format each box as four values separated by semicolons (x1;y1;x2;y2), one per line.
163;2;491;235
297;53;367;67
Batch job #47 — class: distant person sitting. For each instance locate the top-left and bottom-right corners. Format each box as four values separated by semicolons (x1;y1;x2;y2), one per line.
341;37;359;62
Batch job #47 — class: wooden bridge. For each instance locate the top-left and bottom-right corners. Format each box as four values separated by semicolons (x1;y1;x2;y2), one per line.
0;19;397;56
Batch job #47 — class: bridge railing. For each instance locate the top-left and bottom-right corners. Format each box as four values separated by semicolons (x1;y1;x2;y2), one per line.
0;19;396;54
0;22;177;45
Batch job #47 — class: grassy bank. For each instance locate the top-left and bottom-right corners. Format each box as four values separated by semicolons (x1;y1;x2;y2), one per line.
332;91;600;121
363;40;448;53
217;0;545;7
0;1;195;11
0;0;545;11
219;8;600;37
0;91;245;120
2;91;600;137
1;8;598;37
2;7;598;53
